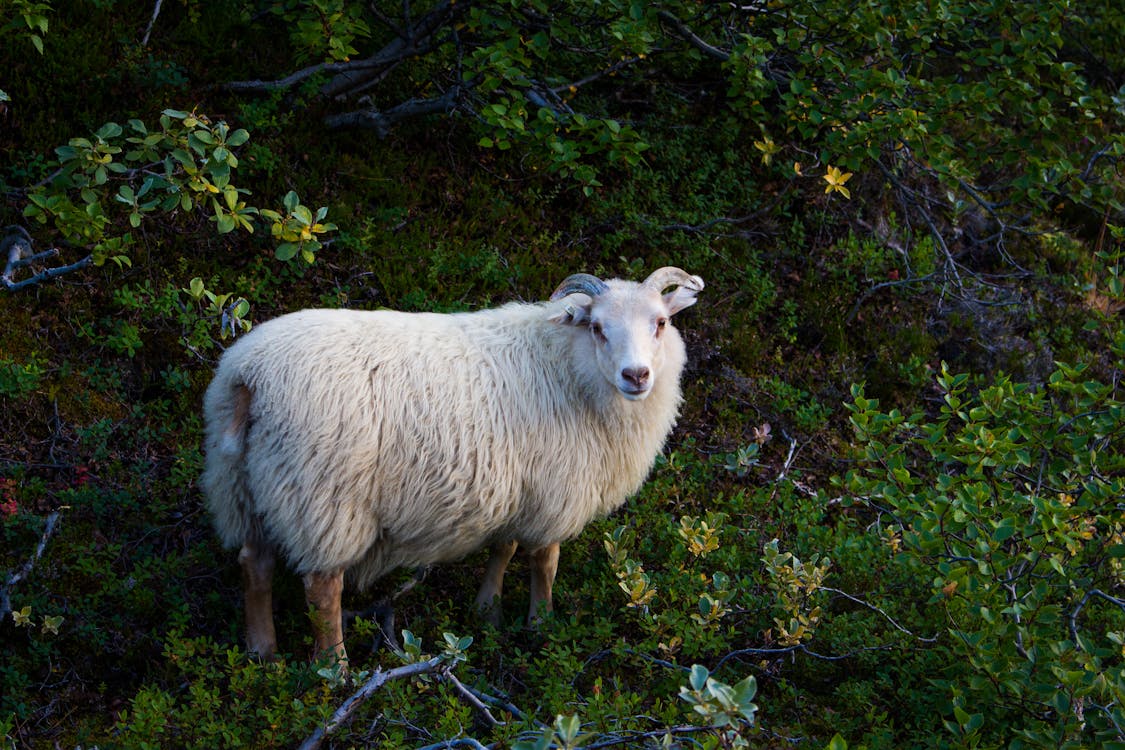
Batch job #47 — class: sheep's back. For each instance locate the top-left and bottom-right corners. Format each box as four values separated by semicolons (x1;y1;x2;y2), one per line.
222;309;524;578
207;303;685;587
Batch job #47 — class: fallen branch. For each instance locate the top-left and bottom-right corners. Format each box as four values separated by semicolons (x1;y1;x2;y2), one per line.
141;0;164;46
0;511;62;620
298;656;444;750
324;85;464;137
415;739;489;750
2;227;92;291
223;0;455;99
439;667;501;727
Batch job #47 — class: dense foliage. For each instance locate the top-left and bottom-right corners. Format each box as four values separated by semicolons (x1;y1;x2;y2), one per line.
2;1;1123;748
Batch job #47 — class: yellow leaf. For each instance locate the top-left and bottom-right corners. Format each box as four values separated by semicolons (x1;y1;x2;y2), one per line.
13;605;32;627
823;165;853;198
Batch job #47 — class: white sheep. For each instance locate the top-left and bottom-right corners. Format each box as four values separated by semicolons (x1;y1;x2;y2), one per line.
199;266;704;664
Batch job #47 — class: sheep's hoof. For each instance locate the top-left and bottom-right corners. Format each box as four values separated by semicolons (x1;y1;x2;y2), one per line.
477;596;503;628
373;602;399;653
344;600;400;654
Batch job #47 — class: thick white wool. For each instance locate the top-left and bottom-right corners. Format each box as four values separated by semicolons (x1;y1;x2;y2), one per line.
199;292;687;590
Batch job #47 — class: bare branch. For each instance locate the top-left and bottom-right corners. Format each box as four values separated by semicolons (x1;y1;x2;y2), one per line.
1070;589;1125;648
657;10;731;61
324;85;464;137
821;586;940;643
548;55;646;98
141;0;164;46
1;512;62;620
439;667;501;727
2;227;93;291
223;60;357;94
224;2;454;96
321;0;455;100
415;739;489;750
298;656;444;750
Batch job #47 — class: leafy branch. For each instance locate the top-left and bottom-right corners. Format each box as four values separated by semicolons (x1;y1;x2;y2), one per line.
6;109;335;308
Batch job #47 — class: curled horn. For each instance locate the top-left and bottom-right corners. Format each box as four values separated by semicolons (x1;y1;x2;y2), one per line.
550;273;609;301
642;266;705;293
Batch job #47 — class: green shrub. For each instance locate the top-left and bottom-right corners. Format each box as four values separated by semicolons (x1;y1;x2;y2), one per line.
842;338;1125;747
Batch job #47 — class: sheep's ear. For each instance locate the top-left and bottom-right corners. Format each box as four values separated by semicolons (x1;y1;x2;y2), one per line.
548;299;592;326
664;285;701;316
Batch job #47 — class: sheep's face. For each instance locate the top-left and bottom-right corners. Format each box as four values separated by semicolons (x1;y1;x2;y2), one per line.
551;270;704;401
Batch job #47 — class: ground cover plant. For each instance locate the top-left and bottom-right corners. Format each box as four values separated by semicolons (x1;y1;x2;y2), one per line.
1;1;1123;748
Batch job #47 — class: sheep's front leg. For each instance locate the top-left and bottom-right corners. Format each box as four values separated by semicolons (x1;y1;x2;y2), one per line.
303;568;347;668
528;543;560;624
475;540;518;627
239;541;277;660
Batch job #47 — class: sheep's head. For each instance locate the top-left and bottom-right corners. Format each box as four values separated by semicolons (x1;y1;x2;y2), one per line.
550;267;704;400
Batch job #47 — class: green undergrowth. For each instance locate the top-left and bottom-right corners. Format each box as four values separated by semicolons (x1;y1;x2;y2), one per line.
3;1;1125;747
3;141;1121;745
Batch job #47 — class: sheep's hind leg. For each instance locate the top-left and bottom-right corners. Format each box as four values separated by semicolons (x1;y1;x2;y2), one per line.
239;541;278;660
527;543;560;624
303;568;348;669
475;540;518;627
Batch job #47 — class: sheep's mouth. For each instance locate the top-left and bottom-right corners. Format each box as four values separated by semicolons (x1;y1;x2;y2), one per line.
619;385;651;400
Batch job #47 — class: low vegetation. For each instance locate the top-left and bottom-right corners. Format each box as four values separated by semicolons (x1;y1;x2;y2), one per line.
1;1;1123;748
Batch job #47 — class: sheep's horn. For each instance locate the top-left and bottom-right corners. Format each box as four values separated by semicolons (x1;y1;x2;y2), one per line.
642;266;705;293
550;273;609;301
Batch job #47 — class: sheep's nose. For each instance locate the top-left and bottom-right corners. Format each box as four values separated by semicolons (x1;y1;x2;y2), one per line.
621;367;650;388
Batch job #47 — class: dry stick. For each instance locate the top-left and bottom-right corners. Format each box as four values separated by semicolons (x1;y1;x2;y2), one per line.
3;255;93;292
439;667;501;727
141;0;163;46
298;656;444;750
0;512;61;619
457;681;541;727
821;586;940;643
415;739;489;750
2;227;93;291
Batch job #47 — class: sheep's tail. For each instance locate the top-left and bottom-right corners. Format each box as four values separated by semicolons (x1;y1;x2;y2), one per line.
218;383;252;457
200;378;256;550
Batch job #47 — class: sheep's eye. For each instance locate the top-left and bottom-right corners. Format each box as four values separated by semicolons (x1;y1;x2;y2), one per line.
590;321;605;340
656;317;668;335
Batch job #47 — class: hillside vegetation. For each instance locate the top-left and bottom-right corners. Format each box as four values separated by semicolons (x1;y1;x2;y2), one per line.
1;2;1123;748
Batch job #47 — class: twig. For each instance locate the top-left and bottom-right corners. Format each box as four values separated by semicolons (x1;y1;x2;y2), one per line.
776;433;798;483
2;226;93;291
588;725;735;749
3;254;93;292
549;55;645;97
821;586;940;643
844;272;940;323
298;656;444;750
657;10;730;61
1070;589;1125;649
456;681;539;726
225;0;454;98
415;739;489;750
324;85;464;137
1;512;62;620
223;58;377;94
712;642;899;670
141;0;164;46
439;667;501;727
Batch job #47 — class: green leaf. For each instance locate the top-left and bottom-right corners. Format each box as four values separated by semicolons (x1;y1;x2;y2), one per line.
689;664;709;691
275;242;299;261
